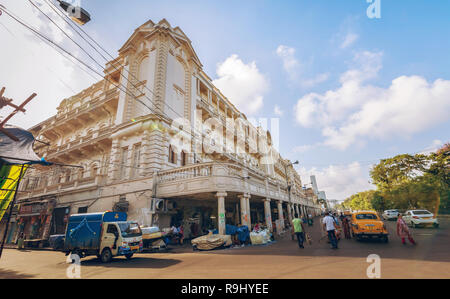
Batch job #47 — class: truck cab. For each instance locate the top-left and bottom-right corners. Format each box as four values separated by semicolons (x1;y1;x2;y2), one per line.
64;212;143;263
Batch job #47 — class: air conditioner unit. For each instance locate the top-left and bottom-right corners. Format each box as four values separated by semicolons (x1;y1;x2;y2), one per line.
153;198;166;212
152;198;177;213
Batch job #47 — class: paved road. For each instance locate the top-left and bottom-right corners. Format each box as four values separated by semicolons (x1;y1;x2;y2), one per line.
0;217;449;279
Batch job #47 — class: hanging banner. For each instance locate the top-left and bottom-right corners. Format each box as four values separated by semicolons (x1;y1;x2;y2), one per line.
0;164;28;221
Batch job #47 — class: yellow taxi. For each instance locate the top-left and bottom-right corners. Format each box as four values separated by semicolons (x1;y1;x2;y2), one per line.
350;211;389;243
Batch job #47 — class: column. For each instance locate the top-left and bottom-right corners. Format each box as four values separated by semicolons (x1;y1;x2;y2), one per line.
264;198;273;232
245;194;251;229
107;138;121;182
295;204;300;218
287;203;293;224
216;192;227;235
238;194;248;228
115;63;130;125
277;201;284;228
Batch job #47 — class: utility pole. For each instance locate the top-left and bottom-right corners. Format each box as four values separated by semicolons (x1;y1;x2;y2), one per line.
283;160;299;220
0;87;37;140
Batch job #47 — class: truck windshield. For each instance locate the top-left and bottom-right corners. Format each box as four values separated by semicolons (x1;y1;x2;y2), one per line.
118;222;142;238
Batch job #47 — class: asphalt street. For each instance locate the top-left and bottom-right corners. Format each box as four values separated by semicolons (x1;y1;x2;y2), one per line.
0;217;449;279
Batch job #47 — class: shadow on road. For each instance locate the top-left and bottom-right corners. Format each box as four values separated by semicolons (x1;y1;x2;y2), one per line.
80;256;182;269
0;268;35;279
194;217;450;263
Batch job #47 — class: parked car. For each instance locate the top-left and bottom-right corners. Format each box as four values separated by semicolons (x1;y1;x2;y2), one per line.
49;234;65;251
382;209;399;220
403;210;439;228
350;211;389;243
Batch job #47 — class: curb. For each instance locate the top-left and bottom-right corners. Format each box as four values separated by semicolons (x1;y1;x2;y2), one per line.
3;246;57;252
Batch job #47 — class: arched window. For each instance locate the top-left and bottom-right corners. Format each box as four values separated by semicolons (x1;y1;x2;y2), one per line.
181;151;187;167
168;145;176;164
91;165;98;177
65;170;71;182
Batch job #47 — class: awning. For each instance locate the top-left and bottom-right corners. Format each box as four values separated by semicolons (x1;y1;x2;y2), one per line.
0;126;50;165
18;213;41;217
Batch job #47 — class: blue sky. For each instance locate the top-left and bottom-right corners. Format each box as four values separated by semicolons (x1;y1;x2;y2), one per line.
1;0;449;201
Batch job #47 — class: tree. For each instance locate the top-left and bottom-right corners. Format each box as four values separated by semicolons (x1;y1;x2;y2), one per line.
348;145;449;215
370;154;427;191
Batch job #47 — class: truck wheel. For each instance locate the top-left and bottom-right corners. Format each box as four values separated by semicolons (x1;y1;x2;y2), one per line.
125;253;133;260
100;248;112;263
383;236;389;243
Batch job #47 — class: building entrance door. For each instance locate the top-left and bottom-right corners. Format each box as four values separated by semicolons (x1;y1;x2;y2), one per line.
51;208;67;235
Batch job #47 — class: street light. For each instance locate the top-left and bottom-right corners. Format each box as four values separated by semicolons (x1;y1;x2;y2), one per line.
56;0;91;25
283;160;299;218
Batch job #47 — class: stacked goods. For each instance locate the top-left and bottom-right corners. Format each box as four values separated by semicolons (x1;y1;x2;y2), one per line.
191;234;232;251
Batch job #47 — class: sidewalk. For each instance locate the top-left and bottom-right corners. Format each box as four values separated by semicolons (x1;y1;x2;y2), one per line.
2;244;55;252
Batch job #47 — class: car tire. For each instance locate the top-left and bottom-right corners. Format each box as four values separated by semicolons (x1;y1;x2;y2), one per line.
100;248;113;263
433;223;439;228
383;236;389;243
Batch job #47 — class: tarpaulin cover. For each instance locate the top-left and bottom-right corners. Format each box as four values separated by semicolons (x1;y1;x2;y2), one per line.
0;126;42;165
225;224;238;235
0;164;28;221
236;225;250;243
191;234;232;251
0;126;49;222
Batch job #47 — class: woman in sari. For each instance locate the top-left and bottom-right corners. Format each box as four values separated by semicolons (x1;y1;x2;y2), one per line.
342;216;351;239
397;214;416;245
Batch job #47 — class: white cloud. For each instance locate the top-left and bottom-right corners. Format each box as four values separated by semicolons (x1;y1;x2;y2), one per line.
276;45;300;80
292;144;314;154
0;1;98;129
274;105;283;116
419;139;444;155
213;54;269;116
298;162;375;201
340;33;359;49
294;51;450;150
276;45;329;88
301;72;330;88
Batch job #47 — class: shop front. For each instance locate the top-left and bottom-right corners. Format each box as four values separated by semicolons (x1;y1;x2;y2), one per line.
16;200;56;247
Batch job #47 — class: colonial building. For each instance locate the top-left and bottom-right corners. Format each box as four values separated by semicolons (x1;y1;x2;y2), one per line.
13;19;321;242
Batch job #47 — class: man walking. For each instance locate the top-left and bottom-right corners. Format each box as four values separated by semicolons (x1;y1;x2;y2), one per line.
322;212;338;249
292;214;306;248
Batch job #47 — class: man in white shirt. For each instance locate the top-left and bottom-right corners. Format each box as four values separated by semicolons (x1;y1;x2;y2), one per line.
322;212;338;249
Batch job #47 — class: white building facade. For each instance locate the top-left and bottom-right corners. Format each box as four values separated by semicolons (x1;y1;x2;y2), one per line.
15;19;321;242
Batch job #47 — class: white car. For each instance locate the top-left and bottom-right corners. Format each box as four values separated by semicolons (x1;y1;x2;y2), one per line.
403;210;439;228
382;210;399;220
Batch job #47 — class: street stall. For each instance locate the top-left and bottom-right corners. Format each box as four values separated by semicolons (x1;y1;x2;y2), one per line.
141;226;167;252
191;233;232;251
0;124;52;257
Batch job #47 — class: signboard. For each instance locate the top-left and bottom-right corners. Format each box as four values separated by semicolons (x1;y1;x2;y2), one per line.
19;203;45;215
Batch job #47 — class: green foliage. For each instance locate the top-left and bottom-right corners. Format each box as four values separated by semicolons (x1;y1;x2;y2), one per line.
343;143;449;214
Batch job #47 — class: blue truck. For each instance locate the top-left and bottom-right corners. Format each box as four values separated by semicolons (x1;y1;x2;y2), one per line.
64;212;143;263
